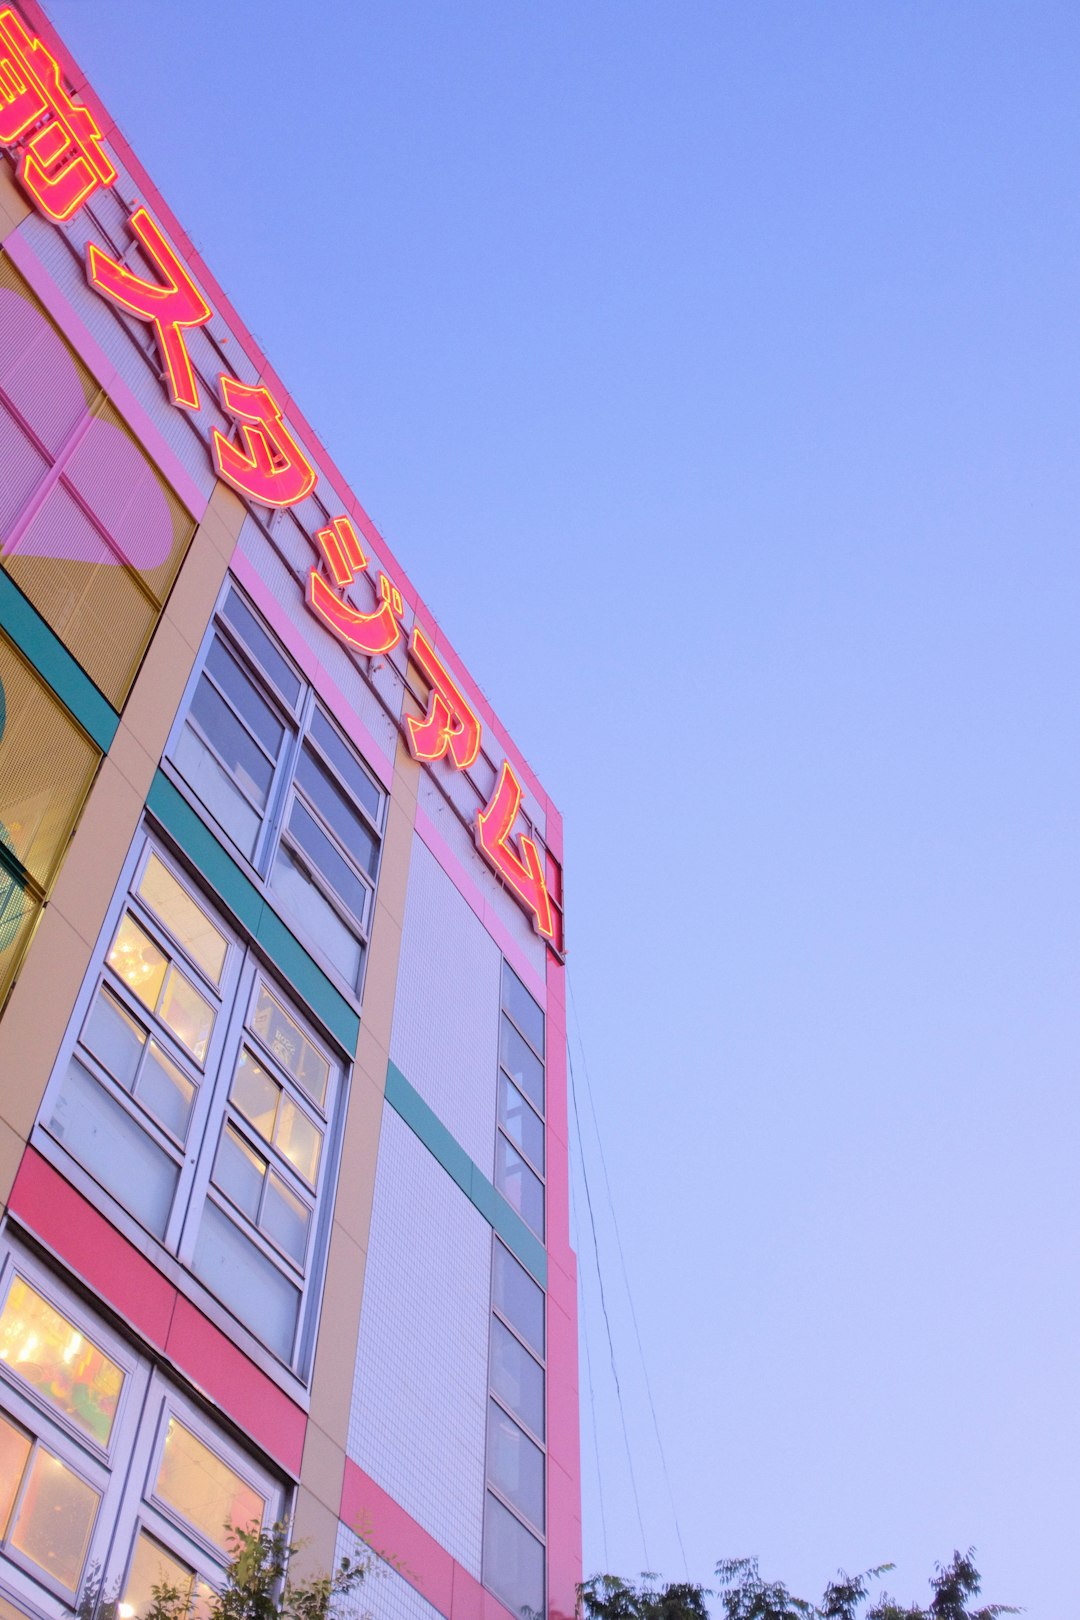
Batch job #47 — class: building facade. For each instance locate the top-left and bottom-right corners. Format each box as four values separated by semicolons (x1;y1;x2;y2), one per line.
0;7;580;1620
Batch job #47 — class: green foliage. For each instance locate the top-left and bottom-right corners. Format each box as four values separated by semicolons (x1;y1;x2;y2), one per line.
81;1523;369;1620
579;1551;1018;1620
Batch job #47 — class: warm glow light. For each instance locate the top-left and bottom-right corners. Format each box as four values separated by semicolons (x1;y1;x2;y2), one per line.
306;569;401;656
313;516;367;587
475;761;555;941
87;207;212;410
405;626;482;770
211;377;316;508
0;9;116;221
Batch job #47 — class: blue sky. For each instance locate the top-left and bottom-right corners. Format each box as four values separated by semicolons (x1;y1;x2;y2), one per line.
46;3;1079;1615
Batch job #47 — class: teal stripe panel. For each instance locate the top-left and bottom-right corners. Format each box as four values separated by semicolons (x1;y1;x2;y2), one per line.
0;570;118;751
146;771;360;1057
385;1060;548;1288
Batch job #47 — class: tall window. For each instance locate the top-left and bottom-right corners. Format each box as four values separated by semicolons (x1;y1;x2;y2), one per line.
484;960;547;1620
168;586;383;995
0;1248;281;1616
40;839;344;1368
494;963;545;1240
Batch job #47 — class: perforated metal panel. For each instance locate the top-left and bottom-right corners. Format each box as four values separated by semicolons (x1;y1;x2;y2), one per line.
390;838;501;1169
15;213;220;502
0;629;101;1002
349;1110;489;1576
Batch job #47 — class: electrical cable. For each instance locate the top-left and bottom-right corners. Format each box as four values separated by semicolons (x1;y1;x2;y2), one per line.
570;1159;611;1571
568;972;691;1581
568;1038;651;1570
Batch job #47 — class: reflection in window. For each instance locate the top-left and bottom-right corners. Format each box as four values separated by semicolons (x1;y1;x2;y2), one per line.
108;915;214;1064
251;984;329;1106
0;1278;123;1447
154;1418;264;1555
138;857;227;987
0;1411;100;1593
483;1492;544;1620
123;1531;214;1620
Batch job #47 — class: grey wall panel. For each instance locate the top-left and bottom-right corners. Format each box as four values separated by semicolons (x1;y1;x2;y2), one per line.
348;1111;489;1577
390;836;500;1170
416;775;547;983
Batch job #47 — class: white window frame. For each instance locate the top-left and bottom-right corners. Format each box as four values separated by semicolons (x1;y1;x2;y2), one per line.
164;583;385;1001
34;833;346;1381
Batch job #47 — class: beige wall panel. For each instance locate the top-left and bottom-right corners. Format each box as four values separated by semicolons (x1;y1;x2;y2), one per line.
0;163;31;240
298;747;417;1565
0;909;94;1144
0;1115;26;1211
49;759;141;949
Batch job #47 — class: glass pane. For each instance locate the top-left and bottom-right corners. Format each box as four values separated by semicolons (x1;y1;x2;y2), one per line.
123;1531;214;1620
501;964;544;1058
309;710;381;823
251;985;329;1106
483;1492;544;1620
0;1414;31;1537
173;725;260;859
192;1203;299;1362
83;987;145;1089
0;1278;124;1446
10;1446;99;1592
223;591;301;708
213;1126;264;1222
270;845;362;987
490;1318;544;1441
275;1097;321;1186
498;1075;545;1175
492;1243;544;1357
154;1417;265;1554
289;796;370;921
138;856;227;986
190;678;273;807
49;1060;178;1239
295;751;379;880
500;1018;544;1114
158;966;214;1064
261;1171;310;1265
137;1042;196;1141
487;1399;544;1531
108;915;166;1011
495;1136;544;1240
206;639;283;759
230;1049;280;1145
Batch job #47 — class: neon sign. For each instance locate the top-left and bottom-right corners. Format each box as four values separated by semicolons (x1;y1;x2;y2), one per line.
0;13;559;948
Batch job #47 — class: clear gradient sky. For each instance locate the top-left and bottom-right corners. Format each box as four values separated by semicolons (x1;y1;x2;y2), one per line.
44;3;1079;1615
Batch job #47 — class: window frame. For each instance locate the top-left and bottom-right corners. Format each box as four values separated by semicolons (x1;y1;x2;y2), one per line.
494;965;547;1240
34;831;348;1386
164;584;386;1001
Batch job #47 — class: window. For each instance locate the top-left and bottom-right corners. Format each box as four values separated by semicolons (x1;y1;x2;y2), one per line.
484;962;548;1619
494;964;545;1238
40;839;344;1369
0;1247;282;1619
168;586;384;995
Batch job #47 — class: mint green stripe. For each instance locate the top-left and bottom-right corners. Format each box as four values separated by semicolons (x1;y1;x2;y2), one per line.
385;1060;548;1288
146;771;360;1056
0;570;118;751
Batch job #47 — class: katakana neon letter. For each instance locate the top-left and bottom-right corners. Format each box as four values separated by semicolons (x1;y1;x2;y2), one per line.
476;760;555;941
0;9;116;222
87;208;212;410
211;377;316;508
406;626;482;769
305;516;401;655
